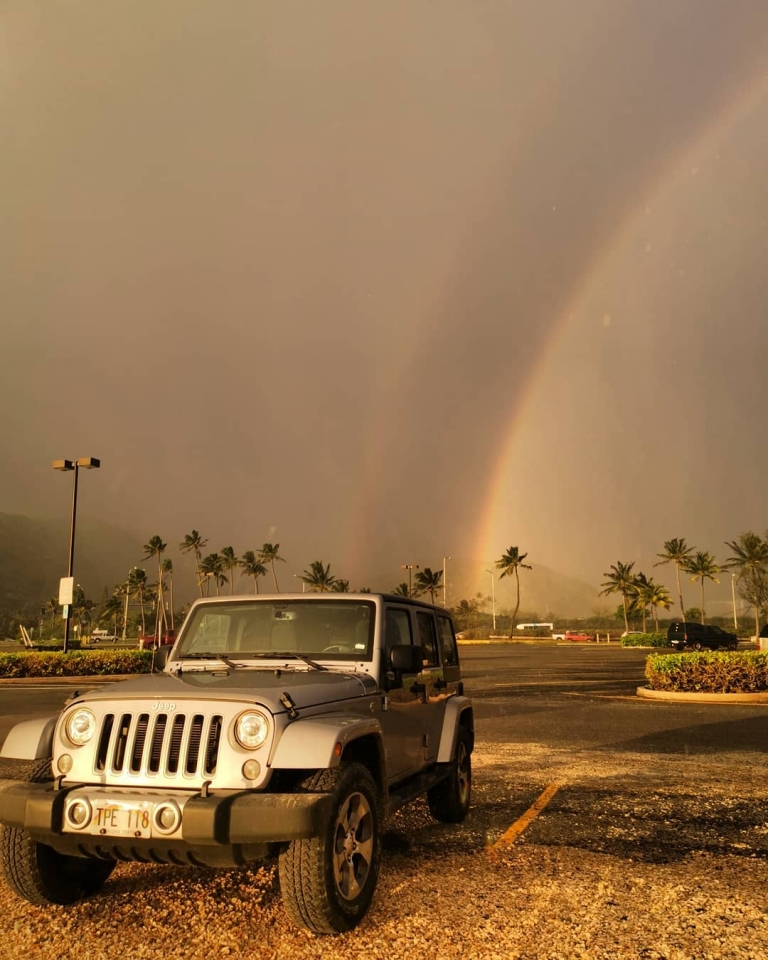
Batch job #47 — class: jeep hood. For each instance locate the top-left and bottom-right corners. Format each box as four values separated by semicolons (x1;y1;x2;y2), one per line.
73;669;377;714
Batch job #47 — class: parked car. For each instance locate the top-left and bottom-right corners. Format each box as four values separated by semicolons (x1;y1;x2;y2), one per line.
564;629;595;643
0;593;473;935
667;621;738;651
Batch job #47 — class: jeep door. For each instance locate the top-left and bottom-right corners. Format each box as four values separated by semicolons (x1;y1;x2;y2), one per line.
414;610;458;764
379;606;428;782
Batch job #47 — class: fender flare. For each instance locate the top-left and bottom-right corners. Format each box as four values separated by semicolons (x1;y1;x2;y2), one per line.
270;715;384;770
436;697;474;763
0;717;57;761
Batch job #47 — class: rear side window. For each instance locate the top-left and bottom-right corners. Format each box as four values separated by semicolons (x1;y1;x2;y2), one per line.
436;616;459;667
416;612;439;667
385;609;413;659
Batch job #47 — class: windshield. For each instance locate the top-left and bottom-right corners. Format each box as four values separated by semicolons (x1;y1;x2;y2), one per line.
176;599;376;663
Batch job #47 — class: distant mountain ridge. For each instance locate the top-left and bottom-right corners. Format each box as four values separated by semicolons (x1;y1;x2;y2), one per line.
0;512;145;627
0;513;602;633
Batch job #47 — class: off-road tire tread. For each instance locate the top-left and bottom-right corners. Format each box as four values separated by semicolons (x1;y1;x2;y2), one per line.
427;728;472;824
0;758;115;905
278;764;380;935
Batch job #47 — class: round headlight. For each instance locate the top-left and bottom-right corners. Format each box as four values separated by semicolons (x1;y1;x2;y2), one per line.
234;711;269;749
65;708;96;746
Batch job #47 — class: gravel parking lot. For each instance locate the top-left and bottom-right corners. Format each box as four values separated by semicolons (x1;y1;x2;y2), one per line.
1;646;766;959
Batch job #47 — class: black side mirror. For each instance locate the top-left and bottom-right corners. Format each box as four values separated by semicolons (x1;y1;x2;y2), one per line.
153;643;175;671
390;644;424;674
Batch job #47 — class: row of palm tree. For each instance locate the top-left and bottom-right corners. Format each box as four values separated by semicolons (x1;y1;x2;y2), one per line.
179;533;285;597
602;532;768;636
599;562;673;633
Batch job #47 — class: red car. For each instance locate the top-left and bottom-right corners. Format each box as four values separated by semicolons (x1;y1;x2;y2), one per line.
565;630;595;643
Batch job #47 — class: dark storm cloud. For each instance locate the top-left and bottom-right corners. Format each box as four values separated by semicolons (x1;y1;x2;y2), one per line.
2;1;768;590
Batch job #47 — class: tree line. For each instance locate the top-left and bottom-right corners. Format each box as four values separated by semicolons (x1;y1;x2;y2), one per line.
601;532;768;637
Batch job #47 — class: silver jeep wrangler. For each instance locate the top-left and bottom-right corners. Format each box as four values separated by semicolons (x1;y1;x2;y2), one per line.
0;593;473;934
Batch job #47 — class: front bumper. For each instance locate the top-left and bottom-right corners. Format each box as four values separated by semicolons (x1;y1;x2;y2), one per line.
0;777;333;847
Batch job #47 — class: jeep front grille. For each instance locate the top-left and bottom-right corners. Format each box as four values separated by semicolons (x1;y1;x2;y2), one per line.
95;712;223;779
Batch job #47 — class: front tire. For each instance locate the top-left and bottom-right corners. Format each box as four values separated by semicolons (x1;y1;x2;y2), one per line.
278;763;381;935
0;760;116;906
427;728;472;823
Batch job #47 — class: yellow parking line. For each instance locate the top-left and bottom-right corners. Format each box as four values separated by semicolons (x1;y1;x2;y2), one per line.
492;782;561;849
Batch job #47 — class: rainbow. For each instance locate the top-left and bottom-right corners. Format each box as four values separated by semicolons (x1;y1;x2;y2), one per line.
477;66;768;565
340;59;768;580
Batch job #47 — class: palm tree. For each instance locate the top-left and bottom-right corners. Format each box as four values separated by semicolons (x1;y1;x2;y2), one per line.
179;530;208;597
495;546;532;637
128;567;149;636
143;535;168;640
392;582;411;598
600;561;637;634
685;551;721;625
725;532;768;641
260;543;285;592
72;585;95;640
99;594;123;637
199;553;221;596
415;567;443;604
220;546;239;595
654;538;694;624
331;579;350;593
162;558;175;631
301;560;336;593
45;597;58;636
240;550;268;594
641;578;673;633
631;572;651;633
454;598;480;632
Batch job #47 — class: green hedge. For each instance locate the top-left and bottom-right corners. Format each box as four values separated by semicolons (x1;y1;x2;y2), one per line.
621;633;669;647
0;650;153;679
645;651;768;693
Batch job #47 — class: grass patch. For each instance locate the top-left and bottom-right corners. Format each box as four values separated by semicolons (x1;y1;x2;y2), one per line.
645;651;768;693
0;650;153;678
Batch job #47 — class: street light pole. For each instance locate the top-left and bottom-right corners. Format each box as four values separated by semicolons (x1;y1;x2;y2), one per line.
485;569;496;633
401;564;419;596
442;556;452;608
293;574;306;593
53;457;100;653
731;573;738;633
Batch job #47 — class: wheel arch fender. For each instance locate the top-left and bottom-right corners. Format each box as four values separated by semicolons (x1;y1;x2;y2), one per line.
270;715;384;772
0;717;58;760
436;697;474;763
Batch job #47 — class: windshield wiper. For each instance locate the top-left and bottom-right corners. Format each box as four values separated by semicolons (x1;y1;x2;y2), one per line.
249;651;328;671
177;652;243;669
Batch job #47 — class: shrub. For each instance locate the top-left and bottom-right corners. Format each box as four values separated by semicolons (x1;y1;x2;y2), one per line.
621;633;668;647
645;651;768;693
0;650;153;679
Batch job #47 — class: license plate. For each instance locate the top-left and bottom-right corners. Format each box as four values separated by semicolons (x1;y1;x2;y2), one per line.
91;800;153;838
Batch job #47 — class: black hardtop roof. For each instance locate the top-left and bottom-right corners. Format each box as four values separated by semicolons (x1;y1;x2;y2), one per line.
379;593;452;613
187;593;451;614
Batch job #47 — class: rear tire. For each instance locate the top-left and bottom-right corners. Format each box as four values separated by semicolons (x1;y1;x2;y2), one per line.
278;763;381;935
427;728;472;824
693;641;703;651
0;760;116;906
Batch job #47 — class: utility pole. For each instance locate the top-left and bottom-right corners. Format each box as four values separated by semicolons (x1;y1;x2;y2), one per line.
401;564;419;596
485;570;496;633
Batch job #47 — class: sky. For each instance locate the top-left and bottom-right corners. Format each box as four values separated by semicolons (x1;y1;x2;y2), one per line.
2;0;768;598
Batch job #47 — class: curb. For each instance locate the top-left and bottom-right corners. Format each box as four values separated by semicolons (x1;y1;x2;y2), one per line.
636;686;768;704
